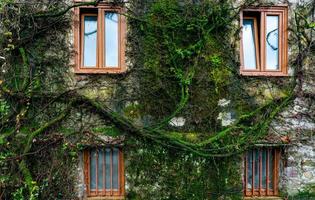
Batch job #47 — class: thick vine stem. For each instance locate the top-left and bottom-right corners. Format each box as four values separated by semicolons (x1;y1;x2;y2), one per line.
18;160;34;195
18;104;72;197
0;0;314;198
79;93;293;157
34;1;99;18
151;84;190;130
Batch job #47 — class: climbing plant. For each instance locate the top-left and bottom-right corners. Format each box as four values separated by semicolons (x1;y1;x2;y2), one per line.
0;0;314;199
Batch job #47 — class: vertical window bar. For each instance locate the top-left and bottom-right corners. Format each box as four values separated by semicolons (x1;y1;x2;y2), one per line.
118;149;121;194
275;149;280;195
252;150;254;195
96;150;98;194
273;149;277;195
259;150;262;195
110;148;113;196
85;150;91;195
244;153;248;195
266;149;269;195
102;149;105;194
117;148;120;192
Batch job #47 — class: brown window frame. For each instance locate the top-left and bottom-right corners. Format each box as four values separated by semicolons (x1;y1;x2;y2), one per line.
240;6;288;76
73;2;126;74
244;148;280;197
83;148;125;198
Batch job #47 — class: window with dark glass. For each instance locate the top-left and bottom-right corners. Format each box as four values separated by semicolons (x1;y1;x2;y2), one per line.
240;6;288;76
83;148;124;197
73;3;126;73
244;148;280;197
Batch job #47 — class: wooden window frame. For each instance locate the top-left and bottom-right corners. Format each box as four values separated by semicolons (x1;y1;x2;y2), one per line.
73;2;126;74
83;148;125;198
240;6;288;76
244;148;280;197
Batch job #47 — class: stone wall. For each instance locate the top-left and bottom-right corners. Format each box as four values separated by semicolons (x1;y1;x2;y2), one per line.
68;0;315;199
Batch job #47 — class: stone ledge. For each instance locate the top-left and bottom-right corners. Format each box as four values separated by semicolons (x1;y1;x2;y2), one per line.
244;197;282;200
86;197;124;200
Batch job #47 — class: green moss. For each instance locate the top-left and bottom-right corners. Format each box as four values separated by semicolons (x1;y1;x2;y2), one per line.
0;0;312;199
79;87;114;100
286;184;315;200
92;125;122;137
123;103;142;120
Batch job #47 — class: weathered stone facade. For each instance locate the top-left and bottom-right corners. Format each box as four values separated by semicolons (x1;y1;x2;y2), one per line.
66;0;314;199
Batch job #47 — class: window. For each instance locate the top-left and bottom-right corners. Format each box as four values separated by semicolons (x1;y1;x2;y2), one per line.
73;3;126;73
240;6;288;76
244;148;280;197
83;148;125;198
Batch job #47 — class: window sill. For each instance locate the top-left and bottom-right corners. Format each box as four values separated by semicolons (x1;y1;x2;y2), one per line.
86;196;124;200
244;197;282;200
240;71;288;77
74;68;126;74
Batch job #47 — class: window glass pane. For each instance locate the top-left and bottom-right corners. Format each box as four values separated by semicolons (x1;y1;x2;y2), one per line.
243;19;257;69
105;12;119;67
98;150;104;189
83;16;97;67
266;16;279;70
247;151;253;189
90;150;97;190
105;148;111;189
262;149;267;189
269;149;274;189
254;150;259;189
112;148;119;189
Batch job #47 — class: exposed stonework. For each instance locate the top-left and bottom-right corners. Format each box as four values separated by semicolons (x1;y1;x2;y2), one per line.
68;0;314;199
281;139;315;195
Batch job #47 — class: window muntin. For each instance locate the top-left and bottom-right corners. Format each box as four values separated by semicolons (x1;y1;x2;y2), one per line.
244;148;280;197
84;148;124;197
74;4;126;74
240;7;288;76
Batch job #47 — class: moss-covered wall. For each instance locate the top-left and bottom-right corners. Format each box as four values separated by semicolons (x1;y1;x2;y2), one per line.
0;0;314;199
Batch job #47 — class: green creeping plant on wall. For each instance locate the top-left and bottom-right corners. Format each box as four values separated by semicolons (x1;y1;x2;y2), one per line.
0;0;314;199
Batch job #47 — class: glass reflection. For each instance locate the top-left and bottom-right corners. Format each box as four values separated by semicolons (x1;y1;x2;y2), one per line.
266;16;279;70
262;149;267;189
90;150;96;189
269;150;274;189
243;19;257;69
247;150;253;189
254;150;259;188
83;16;97;67
105;12;119;67
112;148;119;189
105;148;111;189
98;150;104;189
